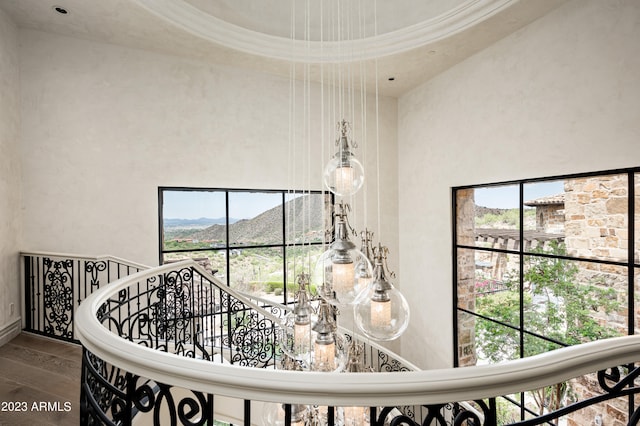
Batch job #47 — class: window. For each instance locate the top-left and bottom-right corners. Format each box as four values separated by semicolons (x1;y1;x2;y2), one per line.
453;167;639;421
159;188;332;304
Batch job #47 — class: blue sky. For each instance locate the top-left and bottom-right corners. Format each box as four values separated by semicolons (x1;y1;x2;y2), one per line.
162;190;299;220
163;181;565;219
474;180;564;209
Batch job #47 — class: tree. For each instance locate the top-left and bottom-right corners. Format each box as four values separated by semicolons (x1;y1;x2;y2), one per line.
475;241;621;421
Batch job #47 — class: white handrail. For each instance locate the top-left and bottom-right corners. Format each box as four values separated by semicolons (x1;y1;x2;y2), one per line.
20;250;150;271
76;261;640;407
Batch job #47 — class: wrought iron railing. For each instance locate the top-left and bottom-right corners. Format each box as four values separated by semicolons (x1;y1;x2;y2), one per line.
241;292;419;373
21;251;148;343
75;259;640;426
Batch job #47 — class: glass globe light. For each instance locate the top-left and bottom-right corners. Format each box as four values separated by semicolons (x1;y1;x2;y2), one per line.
279;310;317;368
323;120;365;197
311;300;347;372
354;246;410;341
354;280;409;341
313;247;371;305
312;202;372;305
279;274;316;367
323;155;365;197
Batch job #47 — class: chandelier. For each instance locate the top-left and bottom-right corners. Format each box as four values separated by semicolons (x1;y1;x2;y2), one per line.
271;0;411;422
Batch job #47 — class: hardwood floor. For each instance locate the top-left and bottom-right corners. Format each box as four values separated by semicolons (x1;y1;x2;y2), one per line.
0;333;81;426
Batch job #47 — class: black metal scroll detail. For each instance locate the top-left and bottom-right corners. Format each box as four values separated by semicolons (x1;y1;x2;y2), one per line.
130;379;213;426
376;401;494;426
155;268;194;344
85;260;107;289
378;351;411;372
223;295;277;367
507;365;640;426
43;257;74;339
81;349;214;426
376;407;419;426
81;349;129;426
454;400;491;426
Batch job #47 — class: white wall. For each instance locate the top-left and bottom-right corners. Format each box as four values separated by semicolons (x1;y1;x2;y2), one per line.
398;0;640;369
0;8;22;344
18;30;398;271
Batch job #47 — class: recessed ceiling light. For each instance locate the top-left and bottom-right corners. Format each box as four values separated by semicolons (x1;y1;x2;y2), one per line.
52;6;69;15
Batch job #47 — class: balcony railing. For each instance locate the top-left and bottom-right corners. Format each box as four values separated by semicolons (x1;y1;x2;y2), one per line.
72;258;640;426
21;251;148;343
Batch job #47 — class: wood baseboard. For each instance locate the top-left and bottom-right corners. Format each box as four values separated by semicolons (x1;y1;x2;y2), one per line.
0;317;22;347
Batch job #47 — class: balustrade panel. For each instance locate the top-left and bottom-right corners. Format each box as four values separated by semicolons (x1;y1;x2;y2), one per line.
96;265;280;368
22;254;144;343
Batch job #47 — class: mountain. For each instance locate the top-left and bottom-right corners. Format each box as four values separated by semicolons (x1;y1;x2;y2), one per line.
164;217;228;227
189;194;327;245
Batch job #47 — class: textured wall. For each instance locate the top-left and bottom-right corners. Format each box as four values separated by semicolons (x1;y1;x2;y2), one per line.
18;29;398;273
0;8;21;342
398;0;640;369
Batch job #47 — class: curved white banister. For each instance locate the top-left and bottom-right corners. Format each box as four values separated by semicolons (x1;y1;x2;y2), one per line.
76;261;640;407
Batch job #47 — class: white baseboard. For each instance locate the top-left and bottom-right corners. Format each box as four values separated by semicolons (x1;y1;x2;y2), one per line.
0;317;22;347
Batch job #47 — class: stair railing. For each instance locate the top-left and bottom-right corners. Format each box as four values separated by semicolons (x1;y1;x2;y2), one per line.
21;251;148;343
75;259;640;425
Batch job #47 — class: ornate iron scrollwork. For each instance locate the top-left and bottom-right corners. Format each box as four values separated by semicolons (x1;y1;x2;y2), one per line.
378;351;411;373
81;348;215;426
222;294;277;367
85;260;107;289
43;257;74;339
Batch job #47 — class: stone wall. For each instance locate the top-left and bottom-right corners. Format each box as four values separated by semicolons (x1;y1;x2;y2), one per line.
564;175;629;262
535;204;565;234
564;175;630;334
455;189;477;367
563;174;636;426
566;374;628;426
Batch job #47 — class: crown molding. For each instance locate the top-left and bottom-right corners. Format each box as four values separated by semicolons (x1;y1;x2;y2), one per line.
133;0;518;62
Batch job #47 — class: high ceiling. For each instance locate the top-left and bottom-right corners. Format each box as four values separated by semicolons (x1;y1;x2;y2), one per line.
0;0;568;97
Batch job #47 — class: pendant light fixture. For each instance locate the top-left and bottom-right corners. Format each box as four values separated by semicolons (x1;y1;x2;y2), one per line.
354;244;410;341
313;202;372;305
312;299;346;372
342;343;370;426
323;120;365;197
280;273;316;365
292;273;313;354
312;300;336;371
355;229;374;290
280;275;347;372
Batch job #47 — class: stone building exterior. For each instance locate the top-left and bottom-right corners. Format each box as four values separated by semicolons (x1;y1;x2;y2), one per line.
564;175;630;334
562;175;634;426
455;189;478;368
524;194;565;233
457;174;640;424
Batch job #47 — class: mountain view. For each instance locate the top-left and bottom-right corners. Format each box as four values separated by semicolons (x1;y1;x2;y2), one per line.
164;194;329;247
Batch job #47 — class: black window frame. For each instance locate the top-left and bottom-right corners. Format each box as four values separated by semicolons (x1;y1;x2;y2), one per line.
158;187;333;305
453;167;640;422
453;166;640;366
